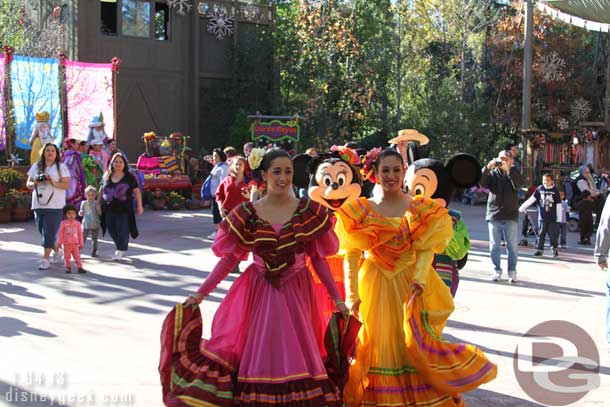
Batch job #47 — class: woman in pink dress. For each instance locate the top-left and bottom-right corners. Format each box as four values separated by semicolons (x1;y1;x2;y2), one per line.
160;149;349;407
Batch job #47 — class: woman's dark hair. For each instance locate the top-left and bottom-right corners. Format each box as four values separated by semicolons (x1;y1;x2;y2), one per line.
260;149;291;172
103;152;135;184
62;204;77;217
36;142;62;174
374;148;404;170
212;148;227;162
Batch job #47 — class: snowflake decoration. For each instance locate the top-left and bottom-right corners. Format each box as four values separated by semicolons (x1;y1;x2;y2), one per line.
537;52;565;82
570;98;592;121
168;0;192;15
207;6;234;40
557;117;569;130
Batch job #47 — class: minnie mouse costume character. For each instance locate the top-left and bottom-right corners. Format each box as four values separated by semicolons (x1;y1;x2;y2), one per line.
293;146;362;322
404;144;481;297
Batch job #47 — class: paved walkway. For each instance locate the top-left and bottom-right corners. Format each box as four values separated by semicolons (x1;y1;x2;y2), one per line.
0;203;608;406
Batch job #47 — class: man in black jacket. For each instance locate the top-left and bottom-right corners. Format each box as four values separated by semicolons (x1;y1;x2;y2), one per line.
480;150;526;283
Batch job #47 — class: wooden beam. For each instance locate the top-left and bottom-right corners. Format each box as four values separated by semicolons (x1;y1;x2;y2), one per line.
606;41;610;130
521;0;534;180
193;2;200;152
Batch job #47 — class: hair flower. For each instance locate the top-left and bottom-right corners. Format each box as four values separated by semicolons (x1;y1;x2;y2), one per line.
248;147;265;171
361;147;382;183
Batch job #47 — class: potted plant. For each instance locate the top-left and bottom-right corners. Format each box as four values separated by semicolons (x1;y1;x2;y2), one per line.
7;190;32;222
149;188;167;210
0;196;11;223
167;191;185;210
0;168;26;196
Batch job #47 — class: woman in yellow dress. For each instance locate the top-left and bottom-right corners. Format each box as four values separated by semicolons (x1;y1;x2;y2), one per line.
28;112;55;164
336;149;496;407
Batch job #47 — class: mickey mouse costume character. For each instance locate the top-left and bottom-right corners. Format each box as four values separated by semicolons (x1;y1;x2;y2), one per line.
293;146;362;322
404;144;481;297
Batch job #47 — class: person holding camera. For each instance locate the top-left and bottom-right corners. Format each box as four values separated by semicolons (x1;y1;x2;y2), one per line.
480;149;526;283
26;142;71;270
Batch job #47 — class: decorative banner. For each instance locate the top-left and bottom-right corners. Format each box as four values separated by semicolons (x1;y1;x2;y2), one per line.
65;60;114;141
0;54;5;151
11;55;62;150
251;120;300;142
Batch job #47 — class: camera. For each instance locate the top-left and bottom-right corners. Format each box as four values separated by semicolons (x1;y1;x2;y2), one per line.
494;159;503;167
35;173;48;182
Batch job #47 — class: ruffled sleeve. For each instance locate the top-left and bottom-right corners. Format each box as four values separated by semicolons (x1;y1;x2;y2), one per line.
335;198;372;252
211;228;249;261
307;222;339;258
408;196;452;253
408;197;452;287
216;202;256;254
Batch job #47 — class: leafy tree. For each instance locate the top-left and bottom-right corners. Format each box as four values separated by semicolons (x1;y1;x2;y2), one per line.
0;0;67;58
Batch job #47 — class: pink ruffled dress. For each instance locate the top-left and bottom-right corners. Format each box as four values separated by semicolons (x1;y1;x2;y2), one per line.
160;199;344;407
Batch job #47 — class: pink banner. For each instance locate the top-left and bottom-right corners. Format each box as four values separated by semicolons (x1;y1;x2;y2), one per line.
65;60;114;141
0;54;5;151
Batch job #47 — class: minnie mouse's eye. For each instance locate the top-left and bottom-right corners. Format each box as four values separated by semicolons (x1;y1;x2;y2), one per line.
323;175;332;186
337;174;346;186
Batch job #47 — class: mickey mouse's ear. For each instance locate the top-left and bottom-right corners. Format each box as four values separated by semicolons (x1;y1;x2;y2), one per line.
292;153;313;189
407;141;420;165
445;153;481;188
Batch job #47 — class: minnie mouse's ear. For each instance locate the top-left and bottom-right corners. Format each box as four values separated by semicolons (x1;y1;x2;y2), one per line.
407;142;420;165
292;153;313;189
445;153;481;188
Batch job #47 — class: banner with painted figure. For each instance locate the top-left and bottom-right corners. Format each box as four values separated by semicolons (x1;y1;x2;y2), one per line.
65;60;114;141
11;56;62;150
0;54;5;151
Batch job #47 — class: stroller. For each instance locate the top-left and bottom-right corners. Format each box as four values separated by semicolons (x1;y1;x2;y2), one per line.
518;208;539;246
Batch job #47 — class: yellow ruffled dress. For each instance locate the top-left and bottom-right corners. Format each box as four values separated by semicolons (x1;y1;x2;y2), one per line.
336;196;496;407
30;137;43;164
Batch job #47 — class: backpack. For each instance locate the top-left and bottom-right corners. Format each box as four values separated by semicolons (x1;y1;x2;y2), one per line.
200;175;213;200
200;162;228;201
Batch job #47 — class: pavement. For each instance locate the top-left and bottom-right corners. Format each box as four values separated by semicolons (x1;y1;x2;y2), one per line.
0;202;609;407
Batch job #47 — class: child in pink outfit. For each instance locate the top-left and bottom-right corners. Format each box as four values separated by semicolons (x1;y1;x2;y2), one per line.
57;204;85;274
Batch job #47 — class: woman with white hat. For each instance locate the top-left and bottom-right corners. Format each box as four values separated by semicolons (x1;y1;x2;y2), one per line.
87;113;107;146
